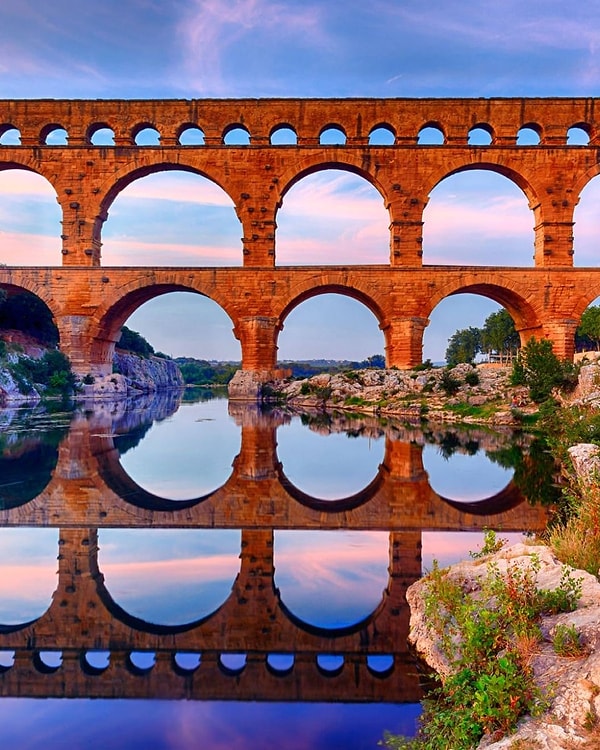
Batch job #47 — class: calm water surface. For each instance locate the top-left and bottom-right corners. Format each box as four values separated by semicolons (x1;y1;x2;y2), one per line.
0;394;550;749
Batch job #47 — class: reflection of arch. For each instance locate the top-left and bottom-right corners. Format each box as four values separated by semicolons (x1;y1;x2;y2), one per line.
276;464;385;512
96;447;229;511
0;442;61;510
439;479;525;515
94;572;232;636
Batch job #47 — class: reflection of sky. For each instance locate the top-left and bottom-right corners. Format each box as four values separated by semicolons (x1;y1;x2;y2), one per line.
0;528;58;624
119;399;240;500
98;529;241;626
276;418;384;500
422;446;513;502
274;531;388;628
422;531;528;572
0;700;421;750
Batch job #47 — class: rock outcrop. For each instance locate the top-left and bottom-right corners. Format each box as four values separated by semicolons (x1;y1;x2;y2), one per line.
260;364;527;424
86;352;184;399
407;545;600;749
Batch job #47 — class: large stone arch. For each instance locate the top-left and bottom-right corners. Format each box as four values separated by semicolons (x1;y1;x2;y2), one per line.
426;279;542;339
88;280;239;375
95;161;242;263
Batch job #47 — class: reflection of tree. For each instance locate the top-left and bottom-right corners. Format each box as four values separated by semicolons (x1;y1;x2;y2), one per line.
0;438;62;509
486;438;561;507
113;423;153;456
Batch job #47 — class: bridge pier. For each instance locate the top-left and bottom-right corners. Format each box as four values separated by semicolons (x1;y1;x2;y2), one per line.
542;318;579;360
382;316;429;368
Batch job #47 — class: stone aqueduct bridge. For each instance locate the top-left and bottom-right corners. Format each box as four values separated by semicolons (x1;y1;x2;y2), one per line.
2;97;600;373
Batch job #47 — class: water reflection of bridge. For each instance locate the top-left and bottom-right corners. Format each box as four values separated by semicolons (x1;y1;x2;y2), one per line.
0;527;420;702
0;401;549;704
0;404;548;531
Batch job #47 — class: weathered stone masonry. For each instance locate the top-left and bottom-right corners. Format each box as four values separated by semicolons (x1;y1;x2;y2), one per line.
2;97;600;374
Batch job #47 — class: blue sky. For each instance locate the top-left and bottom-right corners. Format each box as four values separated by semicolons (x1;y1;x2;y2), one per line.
1;0;600;361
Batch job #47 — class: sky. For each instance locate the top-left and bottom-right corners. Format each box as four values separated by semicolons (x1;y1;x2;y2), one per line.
1;0;600;361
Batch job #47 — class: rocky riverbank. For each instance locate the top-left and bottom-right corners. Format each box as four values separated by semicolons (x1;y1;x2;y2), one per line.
254;359;600;425
406;443;600;749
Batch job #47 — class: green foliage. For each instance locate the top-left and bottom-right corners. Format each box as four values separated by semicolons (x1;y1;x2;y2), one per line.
176;358;238;385
464;369;480;386
511;337;577;403
470;529;507;559
439;368;461;396
576;305;600;351
445;327;481;366
0;291;58;345
117;325;154;358
552;624;585;657
413;359;433;371
481;309;520;363
383;552;582;749
8;349;76;396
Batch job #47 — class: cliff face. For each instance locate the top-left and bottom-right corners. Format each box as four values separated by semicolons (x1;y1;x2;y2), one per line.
113;352;184;392
86;352;184;399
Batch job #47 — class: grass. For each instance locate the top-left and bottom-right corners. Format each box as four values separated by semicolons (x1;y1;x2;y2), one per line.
445;400;502;420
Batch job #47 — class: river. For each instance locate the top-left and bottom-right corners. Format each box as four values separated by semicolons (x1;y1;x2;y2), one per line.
0;391;552;749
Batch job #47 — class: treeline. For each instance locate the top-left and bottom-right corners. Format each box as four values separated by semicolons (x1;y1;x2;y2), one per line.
446;305;600;366
173;354;386;385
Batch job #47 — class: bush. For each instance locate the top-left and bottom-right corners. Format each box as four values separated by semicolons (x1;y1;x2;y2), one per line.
439;368;461;396
511;338;577;403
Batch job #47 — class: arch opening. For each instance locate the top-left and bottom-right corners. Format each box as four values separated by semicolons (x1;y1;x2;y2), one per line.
134;126;160;146
274;530;389;630
516;126;541;145
424;292;527;366
42;125;68;146
567;125;590;146
277;291;384;364
468;125;493;146
422;169;534;266
270;125;297;145
368;125;395;145
0;168;62;264
89;126;115;146
418;125;444;145
319;126;346;145
101;170;242;266
573;175;600;267
0;127;20;145
276;169;389;265
98;529;241;627
223;126;250;145
178;125;205;145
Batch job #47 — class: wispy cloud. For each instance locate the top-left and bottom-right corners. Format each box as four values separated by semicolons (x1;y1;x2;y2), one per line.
176;0;328;94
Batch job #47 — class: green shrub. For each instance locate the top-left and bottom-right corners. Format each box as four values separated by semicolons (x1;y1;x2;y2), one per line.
439;368;461;396
552;624;585;657
464;369;480;386
382;551;582;749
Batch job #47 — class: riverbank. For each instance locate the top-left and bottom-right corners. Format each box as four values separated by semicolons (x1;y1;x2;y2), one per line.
260;362;530;425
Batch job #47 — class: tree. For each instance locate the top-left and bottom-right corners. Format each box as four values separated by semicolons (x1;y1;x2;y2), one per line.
511;337;573;403
481;309;520;363
445;327;481;366
576;305;600;351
